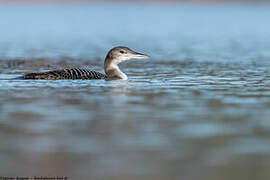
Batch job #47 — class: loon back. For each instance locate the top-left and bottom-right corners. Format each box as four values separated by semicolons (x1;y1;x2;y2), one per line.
21;68;106;80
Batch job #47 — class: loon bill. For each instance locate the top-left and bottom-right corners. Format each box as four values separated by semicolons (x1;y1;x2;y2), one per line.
15;46;149;80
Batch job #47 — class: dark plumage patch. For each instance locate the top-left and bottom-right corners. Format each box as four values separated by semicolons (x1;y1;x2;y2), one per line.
20;68;107;80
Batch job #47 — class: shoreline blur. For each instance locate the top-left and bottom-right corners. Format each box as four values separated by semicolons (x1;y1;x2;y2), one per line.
0;0;270;4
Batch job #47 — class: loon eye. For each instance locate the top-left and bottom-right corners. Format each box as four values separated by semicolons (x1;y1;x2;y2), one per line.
120;50;125;54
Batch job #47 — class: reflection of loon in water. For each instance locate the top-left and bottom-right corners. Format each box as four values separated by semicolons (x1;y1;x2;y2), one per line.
16;46;149;80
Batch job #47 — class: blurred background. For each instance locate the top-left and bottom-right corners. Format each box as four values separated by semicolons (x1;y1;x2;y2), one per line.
1;0;270;180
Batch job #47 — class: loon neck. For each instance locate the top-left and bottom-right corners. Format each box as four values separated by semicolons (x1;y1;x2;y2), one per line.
104;57;128;80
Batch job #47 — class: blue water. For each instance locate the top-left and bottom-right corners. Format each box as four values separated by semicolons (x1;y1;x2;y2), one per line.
0;4;270;61
1;4;270;180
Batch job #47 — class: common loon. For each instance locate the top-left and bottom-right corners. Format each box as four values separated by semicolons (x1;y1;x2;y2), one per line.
15;46;149;80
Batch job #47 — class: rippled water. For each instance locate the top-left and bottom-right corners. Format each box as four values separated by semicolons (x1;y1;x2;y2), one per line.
1;4;270;180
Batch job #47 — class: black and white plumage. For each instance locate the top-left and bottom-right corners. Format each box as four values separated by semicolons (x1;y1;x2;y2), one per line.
21;68;107;80
15;46;149;80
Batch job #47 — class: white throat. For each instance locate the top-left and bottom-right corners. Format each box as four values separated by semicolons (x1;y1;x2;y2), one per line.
104;60;128;80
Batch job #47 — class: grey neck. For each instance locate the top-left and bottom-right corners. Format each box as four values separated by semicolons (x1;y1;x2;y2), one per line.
104;56;128;80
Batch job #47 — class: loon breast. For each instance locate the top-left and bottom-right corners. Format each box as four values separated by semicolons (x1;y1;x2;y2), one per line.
22;68;107;80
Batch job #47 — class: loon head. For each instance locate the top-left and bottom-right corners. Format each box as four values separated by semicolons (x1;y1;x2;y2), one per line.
104;46;149;80
105;46;149;65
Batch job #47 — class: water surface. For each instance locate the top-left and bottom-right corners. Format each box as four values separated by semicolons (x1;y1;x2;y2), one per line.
1;4;270;180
